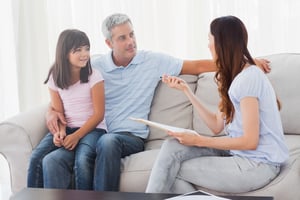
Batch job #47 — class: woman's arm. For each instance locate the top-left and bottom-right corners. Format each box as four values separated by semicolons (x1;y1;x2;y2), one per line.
162;75;224;134
63;81;105;150
170;97;260;151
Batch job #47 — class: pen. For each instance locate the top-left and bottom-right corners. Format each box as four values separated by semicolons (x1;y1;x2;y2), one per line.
160;75;169;79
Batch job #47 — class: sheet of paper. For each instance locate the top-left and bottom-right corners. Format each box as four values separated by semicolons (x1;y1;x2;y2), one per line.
165;190;231;200
129;117;198;135
165;196;229;200
166;196;228;200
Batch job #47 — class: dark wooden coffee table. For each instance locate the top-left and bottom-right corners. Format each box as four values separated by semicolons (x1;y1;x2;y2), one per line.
10;188;273;200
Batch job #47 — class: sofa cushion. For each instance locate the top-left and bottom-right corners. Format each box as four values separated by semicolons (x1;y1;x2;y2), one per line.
193;72;220;136
120;149;160;192
263;53;300;135
146;75;198;150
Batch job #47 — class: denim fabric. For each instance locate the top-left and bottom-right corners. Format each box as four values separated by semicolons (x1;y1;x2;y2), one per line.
27;133;58;188
146;138;280;193
74;128;106;190
42;143;75;189
31;127;106;189
93;132;145;191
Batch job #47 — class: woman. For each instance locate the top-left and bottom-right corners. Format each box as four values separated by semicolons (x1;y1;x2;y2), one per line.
145;16;288;194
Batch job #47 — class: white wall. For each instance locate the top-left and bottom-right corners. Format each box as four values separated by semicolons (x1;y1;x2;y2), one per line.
1;0;300;121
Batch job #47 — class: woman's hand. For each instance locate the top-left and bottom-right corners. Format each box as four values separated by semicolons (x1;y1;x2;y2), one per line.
161;75;189;92
167;131;202;146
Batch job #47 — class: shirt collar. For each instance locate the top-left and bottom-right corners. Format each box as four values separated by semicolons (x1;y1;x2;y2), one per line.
105;50;144;72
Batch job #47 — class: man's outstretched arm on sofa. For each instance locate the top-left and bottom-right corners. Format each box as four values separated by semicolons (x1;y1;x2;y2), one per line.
180;58;271;75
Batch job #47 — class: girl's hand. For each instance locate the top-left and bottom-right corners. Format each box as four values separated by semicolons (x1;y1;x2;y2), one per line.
53;129;65;147
59;130;66;142
63;134;80;150
167;131;201;146
53;133;62;147
161;75;189;91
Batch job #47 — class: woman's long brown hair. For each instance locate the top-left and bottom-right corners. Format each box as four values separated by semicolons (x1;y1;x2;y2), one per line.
210;16;256;124
211;16;281;124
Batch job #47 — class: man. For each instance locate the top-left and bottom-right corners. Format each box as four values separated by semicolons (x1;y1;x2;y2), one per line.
44;13;270;191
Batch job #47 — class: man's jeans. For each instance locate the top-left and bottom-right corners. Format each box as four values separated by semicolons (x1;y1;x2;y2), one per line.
93;132;145;191
146;138;280;194
27;127;106;190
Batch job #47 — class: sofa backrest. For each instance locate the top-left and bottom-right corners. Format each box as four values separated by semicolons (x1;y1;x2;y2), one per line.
264;53;300;134
146;75;197;150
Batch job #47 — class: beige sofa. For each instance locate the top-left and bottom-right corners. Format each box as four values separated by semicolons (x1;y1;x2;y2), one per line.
1;53;299;200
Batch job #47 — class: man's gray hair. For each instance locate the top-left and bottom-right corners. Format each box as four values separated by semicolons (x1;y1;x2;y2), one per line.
102;13;132;40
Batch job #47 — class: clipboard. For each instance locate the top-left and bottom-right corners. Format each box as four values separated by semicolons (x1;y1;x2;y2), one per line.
129;117;198;135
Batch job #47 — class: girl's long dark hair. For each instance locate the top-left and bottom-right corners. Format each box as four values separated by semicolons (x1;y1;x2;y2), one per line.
44;29;92;89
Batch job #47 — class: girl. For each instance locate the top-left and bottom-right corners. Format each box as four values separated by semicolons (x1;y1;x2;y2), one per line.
27;29;106;190
146;16;288;194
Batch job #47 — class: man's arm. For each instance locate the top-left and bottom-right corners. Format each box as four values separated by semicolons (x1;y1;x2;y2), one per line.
46;89;67;134
46;105;66;134
180;58;271;75
180;60;216;75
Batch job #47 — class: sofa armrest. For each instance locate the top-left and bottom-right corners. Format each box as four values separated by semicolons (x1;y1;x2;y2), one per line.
0;104;48;194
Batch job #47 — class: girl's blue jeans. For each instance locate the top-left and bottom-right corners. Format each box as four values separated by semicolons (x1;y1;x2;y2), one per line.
27;127;106;190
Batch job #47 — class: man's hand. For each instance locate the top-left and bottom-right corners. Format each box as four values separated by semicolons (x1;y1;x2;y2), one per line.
46;108;67;134
254;58;271;73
